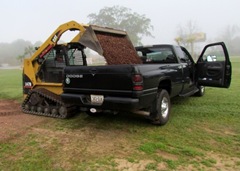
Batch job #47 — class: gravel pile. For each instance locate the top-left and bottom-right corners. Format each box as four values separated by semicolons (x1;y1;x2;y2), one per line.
96;32;142;65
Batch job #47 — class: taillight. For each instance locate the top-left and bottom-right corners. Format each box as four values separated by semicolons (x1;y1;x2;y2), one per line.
132;74;143;91
132;74;143;82
133;85;143;91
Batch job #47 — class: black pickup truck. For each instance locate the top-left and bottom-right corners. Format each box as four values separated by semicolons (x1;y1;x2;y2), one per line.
62;42;231;125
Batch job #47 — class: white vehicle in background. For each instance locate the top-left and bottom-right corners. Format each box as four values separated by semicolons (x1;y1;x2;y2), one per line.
207;55;217;62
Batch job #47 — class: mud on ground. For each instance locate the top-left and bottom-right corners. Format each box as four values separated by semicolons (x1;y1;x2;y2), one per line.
0;100;46;141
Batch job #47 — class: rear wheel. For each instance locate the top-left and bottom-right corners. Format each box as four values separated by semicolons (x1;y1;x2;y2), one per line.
149;89;171;126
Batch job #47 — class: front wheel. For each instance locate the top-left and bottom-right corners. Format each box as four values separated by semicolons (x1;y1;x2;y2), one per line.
194;86;205;97
149;89;171;126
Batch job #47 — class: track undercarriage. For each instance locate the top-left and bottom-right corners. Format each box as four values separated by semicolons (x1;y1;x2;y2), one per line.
22;88;76;118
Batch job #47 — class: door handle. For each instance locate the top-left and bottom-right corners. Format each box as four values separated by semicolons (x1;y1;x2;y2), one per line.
207;66;221;71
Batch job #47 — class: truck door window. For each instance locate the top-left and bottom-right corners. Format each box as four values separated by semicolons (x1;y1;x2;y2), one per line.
201;45;225;62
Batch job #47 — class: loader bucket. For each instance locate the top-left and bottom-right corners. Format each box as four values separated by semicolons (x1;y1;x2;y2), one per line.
79;25;142;65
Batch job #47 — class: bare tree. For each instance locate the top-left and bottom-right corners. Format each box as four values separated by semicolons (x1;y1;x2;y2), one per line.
17;45;35;63
175;21;205;59
175;21;199;46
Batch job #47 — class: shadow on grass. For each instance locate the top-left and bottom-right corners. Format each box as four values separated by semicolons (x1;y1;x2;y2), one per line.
54;96;200;131
54;110;154;131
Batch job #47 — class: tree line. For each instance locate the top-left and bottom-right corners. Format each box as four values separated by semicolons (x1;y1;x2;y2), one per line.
0;39;42;66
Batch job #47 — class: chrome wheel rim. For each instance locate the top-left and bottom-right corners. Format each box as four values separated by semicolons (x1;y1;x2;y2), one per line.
200;86;205;93
161;97;169;118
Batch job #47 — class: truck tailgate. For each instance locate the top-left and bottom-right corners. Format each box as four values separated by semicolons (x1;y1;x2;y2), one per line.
63;65;135;96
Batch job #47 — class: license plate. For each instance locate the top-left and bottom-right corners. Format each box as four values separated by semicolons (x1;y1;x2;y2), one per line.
90;95;104;105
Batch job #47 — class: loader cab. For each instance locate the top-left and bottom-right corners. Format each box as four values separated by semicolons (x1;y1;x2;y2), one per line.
66;42;87;66
38;42;87;83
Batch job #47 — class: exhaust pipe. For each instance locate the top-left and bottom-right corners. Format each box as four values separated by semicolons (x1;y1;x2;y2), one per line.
90;108;103;113
90;108;97;113
133;110;150;116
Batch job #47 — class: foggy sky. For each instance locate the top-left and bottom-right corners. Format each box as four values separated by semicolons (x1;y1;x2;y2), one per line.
1;0;239;44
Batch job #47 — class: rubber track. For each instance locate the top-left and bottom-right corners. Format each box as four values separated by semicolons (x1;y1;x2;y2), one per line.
22;88;76;118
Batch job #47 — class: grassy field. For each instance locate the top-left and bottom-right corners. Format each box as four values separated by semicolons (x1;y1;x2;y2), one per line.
0;69;22;100
0;57;240;170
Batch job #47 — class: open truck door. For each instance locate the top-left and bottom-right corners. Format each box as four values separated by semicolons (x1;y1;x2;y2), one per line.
196;42;231;88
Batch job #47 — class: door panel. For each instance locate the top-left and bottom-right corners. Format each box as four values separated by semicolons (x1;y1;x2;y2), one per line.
196;42;231;88
178;46;196;95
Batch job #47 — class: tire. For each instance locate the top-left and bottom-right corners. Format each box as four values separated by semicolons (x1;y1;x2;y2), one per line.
194;86;205;97
149;89;171;126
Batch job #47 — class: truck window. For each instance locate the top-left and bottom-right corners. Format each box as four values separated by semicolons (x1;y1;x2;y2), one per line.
175;46;192;63
137;47;177;64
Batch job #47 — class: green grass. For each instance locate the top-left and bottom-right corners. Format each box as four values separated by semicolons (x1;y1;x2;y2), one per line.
0;57;240;170
0;69;22;100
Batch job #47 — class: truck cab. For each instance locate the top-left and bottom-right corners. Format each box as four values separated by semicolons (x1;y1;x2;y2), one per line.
136;42;231;97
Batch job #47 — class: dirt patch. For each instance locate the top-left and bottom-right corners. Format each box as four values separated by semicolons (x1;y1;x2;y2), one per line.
203;127;238;136
0;99;21;116
115;159;153;171
177;151;240;171
115;159;168;171
0;100;47;142
156;150;178;161
29;126;133;159
206;152;240;171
